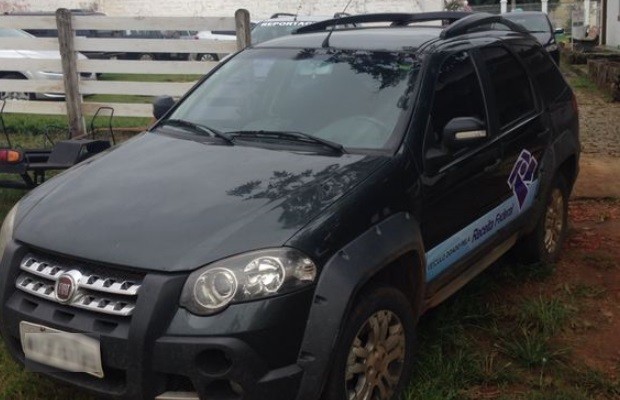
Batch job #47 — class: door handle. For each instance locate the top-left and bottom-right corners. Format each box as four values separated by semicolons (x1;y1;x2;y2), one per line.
483;158;502;173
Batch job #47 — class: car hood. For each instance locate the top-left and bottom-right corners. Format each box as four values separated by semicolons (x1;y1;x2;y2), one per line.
15;132;386;272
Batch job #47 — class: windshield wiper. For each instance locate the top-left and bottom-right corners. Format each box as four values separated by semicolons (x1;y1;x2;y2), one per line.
158;119;234;145
226;130;345;153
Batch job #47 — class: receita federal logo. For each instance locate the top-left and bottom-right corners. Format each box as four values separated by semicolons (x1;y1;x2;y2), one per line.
508;149;538;209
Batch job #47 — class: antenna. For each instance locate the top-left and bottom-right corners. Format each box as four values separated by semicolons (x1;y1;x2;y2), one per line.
322;0;354;48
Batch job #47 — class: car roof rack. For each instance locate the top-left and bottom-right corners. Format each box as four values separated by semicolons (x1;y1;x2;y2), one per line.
440;12;528;38
270;13;297;19
295;12;472;34
294;11;529;38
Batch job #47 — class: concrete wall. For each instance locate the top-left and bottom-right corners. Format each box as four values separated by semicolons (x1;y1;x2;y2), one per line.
607;0;620;47
1;0;443;19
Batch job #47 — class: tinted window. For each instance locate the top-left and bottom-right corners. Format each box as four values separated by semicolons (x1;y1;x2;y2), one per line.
481;46;535;128
511;44;567;105
251;21;314;44
428;51;487;147
0;29;34;38
503;13;551;33
169;49;419;150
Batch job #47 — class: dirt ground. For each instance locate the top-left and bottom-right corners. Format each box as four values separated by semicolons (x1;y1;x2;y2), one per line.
560;199;620;377
559;70;620;382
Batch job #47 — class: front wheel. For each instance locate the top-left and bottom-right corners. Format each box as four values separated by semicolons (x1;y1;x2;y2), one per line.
323;287;415;400
514;174;569;264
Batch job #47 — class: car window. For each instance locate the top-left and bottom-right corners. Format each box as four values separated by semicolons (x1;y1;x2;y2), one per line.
0;28;34;38
503;13;551;33
480;46;536;129
168;48;419;150
426;51;487;149
511;44;567;105
251;21;315;44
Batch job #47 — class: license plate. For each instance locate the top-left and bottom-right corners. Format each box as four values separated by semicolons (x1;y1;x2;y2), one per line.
19;321;104;378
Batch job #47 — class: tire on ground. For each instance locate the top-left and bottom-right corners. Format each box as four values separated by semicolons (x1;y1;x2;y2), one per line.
513;174;570;264
323;286;416;400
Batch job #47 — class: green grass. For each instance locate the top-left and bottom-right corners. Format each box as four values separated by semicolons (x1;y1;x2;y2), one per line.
99;73;201;83
403;256;617;400
518;295;571;336
0;343;93;400
2;114;150;137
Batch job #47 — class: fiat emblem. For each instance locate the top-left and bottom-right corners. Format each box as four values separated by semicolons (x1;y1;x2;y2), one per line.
54;270;82;303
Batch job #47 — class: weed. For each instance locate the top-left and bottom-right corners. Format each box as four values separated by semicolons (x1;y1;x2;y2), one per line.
568;283;607;299
405;345;481;400
567;366;620;397
494;261;555;283
518;295;571;336
524;386;591;400
496;328;566;368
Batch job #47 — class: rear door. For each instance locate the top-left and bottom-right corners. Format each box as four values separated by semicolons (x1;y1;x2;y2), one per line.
475;44;548;214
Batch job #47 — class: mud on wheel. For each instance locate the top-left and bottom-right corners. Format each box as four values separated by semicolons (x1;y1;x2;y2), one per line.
515;174;570;264
324;287;415;400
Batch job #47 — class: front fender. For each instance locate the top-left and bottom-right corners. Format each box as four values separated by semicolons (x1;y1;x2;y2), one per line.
294;212;425;400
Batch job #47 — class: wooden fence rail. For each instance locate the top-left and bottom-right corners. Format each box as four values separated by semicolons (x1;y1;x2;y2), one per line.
0;8;251;136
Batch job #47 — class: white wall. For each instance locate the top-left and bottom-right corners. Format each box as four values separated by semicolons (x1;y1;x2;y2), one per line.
0;0;442;19
607;0;620;47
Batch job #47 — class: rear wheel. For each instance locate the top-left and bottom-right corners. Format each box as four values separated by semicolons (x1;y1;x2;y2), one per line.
323;287;415;400
0;73;32;101
514;175;569;264
198;53;218;62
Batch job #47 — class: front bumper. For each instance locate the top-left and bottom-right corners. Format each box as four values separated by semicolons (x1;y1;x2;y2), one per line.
0;242;312;400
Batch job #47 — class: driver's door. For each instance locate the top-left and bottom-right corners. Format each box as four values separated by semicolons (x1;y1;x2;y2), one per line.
420;50;506;282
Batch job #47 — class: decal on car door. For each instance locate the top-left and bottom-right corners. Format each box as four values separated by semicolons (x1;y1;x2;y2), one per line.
425;149;539;281
508;149;538;210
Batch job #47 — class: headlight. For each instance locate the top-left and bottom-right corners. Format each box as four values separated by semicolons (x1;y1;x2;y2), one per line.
0;204;18;262
180;248;317;315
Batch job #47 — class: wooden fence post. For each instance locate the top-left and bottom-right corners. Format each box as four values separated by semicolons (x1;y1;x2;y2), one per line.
235;9;251;51
56;8;85;138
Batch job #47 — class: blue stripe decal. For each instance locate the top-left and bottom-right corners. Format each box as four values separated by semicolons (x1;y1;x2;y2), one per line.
425;179;539;281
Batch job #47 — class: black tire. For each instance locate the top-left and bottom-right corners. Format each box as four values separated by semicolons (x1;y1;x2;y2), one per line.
323;286;415;400
198;53;219;62
0;72;33;101
513;174;570;264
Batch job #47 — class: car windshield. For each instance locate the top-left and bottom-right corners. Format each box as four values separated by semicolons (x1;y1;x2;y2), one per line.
0;28;34;38
168;48;419;150
251;21;315;44
503;14;550;33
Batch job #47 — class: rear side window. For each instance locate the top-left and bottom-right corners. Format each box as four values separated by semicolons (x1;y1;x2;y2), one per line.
480;46;536;128
512;45;567;105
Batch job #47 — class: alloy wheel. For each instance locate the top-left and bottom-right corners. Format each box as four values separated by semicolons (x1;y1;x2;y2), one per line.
543;188;564;254
345;310;406;400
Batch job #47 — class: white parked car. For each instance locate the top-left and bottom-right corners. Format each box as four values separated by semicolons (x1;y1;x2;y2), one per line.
0;28;95;100
191;30;237;62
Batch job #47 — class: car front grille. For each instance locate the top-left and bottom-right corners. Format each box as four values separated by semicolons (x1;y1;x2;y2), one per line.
15;254;142;317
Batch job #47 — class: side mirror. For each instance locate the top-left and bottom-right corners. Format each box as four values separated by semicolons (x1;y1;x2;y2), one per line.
442;117;487;150
153;96;176;120
554;27;565;35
